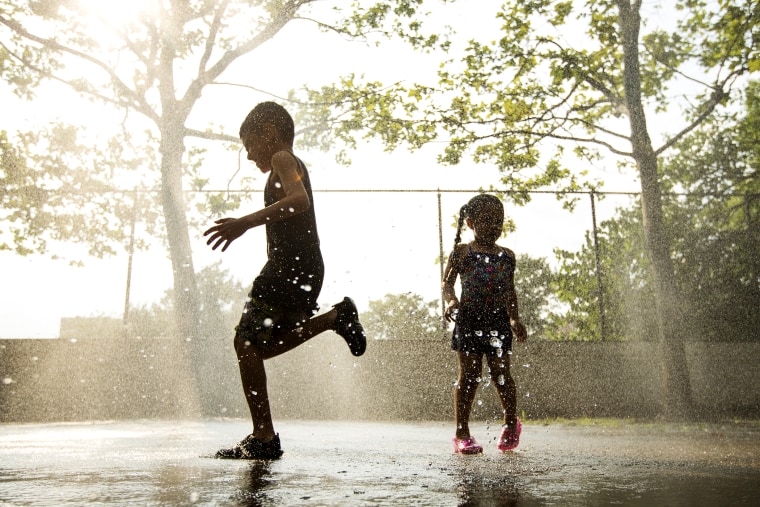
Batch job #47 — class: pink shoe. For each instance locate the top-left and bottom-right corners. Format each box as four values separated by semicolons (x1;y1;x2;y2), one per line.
497;418;522;451
453;436;483;454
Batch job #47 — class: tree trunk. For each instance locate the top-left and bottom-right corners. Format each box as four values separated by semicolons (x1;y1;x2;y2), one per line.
159;126;200;343
617;0;693;419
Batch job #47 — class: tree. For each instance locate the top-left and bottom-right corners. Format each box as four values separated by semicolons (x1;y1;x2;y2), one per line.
0;0;444;343
552;205;658;342
360;292;443;340
513;254;556;339
128;260;247;339
552;81;760;343
299;0;760;419
659;80;760;341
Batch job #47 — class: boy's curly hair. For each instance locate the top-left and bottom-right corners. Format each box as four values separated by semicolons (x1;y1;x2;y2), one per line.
239;101;295;145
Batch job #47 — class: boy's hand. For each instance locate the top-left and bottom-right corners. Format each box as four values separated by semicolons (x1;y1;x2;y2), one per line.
510;319;527;342
203;217;248;252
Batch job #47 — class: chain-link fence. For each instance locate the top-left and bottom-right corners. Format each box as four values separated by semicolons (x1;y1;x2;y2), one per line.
3;186;757;340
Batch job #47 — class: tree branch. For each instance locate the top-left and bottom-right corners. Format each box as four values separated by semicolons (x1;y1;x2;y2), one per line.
198;0;230;76
654;75;737;156
184;128;239;143
180;0;317;111
0;14;156;122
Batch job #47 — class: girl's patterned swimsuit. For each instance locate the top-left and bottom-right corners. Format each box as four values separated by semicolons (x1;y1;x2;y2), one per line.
452;245;515;355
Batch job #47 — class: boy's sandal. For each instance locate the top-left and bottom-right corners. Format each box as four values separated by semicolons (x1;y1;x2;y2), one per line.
333;297;367;356
215;434;283;460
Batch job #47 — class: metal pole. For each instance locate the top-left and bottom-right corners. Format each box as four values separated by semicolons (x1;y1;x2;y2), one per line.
123;190;138;338
589;190;607;340
437;189;446;329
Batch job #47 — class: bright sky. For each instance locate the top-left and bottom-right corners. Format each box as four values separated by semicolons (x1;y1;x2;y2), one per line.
0;1;661;338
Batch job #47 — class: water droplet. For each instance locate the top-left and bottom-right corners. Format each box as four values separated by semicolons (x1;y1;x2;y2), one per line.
274;182;282;188
490;330;499;336
288;207;295;212
525;392;530;398
70;338;77;343
263;318;273;327
2;377;13;385
300;284;312;292
523;363;530;368
497;374;506;385
474;330;483;337
251;390;258;396
477;399;483;406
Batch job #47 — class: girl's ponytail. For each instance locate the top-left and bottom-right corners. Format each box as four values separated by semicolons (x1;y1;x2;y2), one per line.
453;204;467;248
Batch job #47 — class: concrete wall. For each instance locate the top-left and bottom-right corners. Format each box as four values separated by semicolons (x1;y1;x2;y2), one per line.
1;336;758;422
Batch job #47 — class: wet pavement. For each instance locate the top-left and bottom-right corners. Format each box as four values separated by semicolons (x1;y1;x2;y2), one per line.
1;419;759;506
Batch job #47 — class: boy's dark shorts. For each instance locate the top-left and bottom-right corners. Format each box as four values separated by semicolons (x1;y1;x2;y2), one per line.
235;252;324;353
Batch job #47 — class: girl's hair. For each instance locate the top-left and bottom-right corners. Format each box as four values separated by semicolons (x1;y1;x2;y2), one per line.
239;101;295;145
453;193;504;246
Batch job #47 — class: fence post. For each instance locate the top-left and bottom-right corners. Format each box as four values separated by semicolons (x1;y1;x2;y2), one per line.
123;190;138;338
589;190;607;340
437;189;447;329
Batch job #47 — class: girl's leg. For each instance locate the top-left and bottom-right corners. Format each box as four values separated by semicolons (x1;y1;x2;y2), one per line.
455;351;483;439
486;353;517;427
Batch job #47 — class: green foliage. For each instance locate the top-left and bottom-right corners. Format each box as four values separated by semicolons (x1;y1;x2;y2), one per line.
513;254;558;339
550;206;658;342
297;0;758;204
0;127;160;261
360;292;444;340
127;261;247;339
549;81;760;342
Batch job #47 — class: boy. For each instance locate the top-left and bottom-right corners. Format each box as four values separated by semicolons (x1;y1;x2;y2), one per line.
203;102;366;459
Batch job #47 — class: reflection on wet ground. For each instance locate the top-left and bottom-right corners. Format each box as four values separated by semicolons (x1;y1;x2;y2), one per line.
1;419;758;506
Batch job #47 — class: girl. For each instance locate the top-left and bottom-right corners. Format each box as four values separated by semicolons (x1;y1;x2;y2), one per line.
442;193;527;454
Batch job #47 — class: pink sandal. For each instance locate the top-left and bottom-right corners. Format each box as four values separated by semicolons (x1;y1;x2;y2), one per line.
453;435;483;454
497;418;522;451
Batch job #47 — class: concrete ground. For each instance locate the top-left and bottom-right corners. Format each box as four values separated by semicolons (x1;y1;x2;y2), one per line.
1;419;758;506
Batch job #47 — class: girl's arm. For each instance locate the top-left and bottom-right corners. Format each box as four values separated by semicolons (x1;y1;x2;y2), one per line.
442;245;465;322
505;249;527;342
204;151;310;252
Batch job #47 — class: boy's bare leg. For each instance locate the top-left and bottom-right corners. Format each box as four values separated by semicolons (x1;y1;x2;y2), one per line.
486;354;517;427
234;337;277;441
455;351;483;439
260;309;338;360
234;309;339;442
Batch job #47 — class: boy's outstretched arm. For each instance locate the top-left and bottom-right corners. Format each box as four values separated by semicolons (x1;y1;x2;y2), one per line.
203;151;310;252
